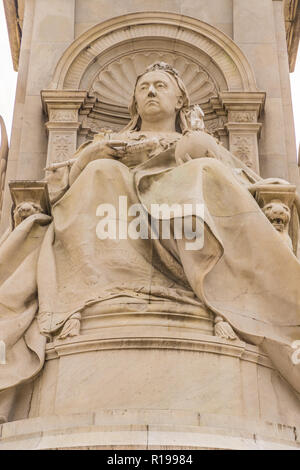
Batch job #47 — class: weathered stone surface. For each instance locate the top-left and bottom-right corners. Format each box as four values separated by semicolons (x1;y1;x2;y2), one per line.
0;2;299;451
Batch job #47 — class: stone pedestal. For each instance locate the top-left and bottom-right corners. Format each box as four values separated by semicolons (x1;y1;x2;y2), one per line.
0;308;299;450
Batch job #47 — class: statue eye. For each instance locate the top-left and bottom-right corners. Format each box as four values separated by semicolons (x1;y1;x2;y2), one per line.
138;84;148;91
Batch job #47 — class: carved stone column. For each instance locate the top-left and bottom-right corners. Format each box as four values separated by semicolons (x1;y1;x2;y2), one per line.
41;91;88;166
220;92;266;173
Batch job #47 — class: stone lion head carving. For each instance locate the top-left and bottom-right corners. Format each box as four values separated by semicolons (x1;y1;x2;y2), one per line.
263;199;291;233
13;201;43;227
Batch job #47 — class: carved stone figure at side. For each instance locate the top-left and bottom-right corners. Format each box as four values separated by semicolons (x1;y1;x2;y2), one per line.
13;201;44;227
1;62;300;424
263;199;293;251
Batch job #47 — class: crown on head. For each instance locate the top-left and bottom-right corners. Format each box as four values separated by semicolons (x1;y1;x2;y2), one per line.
145;62;180;77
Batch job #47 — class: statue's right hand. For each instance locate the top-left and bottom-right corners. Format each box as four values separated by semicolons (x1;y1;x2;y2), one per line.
88;140;127;162
69;140;127;185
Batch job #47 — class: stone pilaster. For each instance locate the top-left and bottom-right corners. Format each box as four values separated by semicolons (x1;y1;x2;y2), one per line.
41;91;87;166
220;92;265;173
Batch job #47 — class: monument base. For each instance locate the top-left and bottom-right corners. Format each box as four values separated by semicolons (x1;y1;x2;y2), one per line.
1;310;300;450
0;409;299;450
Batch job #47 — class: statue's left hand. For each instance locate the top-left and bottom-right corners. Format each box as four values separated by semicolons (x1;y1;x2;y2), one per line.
214;316;238;340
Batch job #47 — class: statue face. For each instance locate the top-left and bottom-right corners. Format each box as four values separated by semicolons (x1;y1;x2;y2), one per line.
134;71;183;124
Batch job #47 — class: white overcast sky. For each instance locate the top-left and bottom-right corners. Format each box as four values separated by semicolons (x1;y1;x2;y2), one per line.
0;1;299;151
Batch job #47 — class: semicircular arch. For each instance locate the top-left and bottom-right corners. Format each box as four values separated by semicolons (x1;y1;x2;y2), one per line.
49;12;258;94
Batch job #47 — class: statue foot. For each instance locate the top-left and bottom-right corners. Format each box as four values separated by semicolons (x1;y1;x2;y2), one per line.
214;316;238;340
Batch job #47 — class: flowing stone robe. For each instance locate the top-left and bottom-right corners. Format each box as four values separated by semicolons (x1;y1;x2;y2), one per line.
0;131;300;421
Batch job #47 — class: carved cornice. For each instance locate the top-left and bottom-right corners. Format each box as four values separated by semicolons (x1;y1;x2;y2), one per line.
45;332;273;370
4;3;298;75
284;0;300;72
225;122;262;136
220;92;266;117
41;90;88;114
41;90;88;132
3;0;24;72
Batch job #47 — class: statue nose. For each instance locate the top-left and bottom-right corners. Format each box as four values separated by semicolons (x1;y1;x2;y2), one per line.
148;85;157;96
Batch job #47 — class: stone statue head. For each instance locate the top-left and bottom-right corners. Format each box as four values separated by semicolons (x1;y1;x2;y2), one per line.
125;62;204;134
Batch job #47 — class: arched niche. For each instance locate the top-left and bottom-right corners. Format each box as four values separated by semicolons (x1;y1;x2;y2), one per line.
49;12;258;94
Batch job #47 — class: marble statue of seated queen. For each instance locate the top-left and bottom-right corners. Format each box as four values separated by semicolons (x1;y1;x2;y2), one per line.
0;62;300;423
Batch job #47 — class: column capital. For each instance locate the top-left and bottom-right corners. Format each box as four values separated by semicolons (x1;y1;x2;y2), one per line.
219;91;266;117
41;90;88;117
225;122;262;136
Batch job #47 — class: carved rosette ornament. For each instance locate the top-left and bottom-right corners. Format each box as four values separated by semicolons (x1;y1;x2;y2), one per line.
52;134;74;160
231;135;255;168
